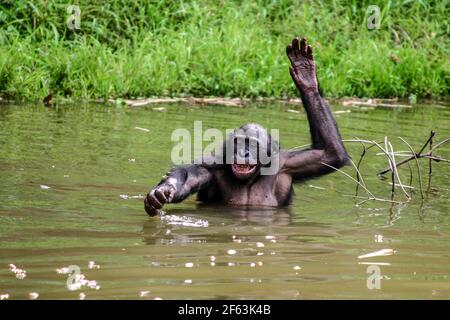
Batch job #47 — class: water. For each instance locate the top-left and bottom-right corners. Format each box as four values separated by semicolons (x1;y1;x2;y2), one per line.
0;102;449;299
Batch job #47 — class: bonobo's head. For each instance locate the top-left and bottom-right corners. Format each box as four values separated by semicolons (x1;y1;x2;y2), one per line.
225;123;279;180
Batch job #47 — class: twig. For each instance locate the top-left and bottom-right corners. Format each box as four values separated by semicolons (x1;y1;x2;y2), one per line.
430;138;450;152
399;137;424;199
371;138;410;199
428;130;434;190
321;162;403;205
377;131;436;175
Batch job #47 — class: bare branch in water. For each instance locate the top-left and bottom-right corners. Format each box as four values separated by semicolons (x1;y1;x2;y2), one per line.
428;131;434;190
399;137;424;199
376;131;447;175
334;132;448;206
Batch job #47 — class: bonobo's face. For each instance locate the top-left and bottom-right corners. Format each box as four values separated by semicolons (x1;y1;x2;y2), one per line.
226;123;277;181
231;139;259;180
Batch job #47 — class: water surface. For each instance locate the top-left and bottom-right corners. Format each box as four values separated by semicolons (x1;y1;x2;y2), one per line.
0;102;449;299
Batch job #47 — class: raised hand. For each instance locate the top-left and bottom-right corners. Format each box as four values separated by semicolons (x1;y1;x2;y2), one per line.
286;37;318;93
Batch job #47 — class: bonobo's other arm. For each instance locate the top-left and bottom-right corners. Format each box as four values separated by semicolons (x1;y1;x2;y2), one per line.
282;37;349;179
144;164;213;216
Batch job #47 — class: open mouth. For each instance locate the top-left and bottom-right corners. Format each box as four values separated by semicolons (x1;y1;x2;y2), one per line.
231;163;257;178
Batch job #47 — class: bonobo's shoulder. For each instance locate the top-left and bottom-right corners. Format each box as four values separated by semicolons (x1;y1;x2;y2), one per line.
278;149;290;163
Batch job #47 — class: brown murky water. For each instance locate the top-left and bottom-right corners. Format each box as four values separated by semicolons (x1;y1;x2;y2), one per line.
0;102;449;299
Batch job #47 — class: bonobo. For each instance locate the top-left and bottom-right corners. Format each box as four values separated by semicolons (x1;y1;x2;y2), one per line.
144;37;349;216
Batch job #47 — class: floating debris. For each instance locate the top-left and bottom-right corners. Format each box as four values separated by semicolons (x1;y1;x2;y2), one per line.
358;249;395;259
128;158;136;163
374;234;383;243
340;98;412;109
358;262;391;266
257;252;264;256
227;249;236;255
56;267;70;274
154;297;163;300
293;266;301;271
256;242;265;248
79;293;86;300
9;264;26;279
333;110;351;114
227;262;236;267
265;235;275;240
88;261;100;269
67;273;100;291
161;214;209;228
308;184;326;190
135;126;150;132
287;109;301;114
250;263;256;268
210;262;216;267
119;194;144;200
40;185;51;190
184;279;192;284
257;261;263;267
28;292;39;300
0;294;10;300
57;266;100;291
210;256;216;262
140;291;151;298
152;107;166;112
185;262;194;268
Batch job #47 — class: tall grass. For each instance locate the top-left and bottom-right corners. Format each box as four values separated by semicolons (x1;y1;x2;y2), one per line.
0;0;448;101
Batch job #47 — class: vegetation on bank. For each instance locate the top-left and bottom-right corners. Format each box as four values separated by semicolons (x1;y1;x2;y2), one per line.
0;0;448;101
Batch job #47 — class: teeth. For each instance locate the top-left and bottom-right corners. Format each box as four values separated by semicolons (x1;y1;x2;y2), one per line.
234;164;254;171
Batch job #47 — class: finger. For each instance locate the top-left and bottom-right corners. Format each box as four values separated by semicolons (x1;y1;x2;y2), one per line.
292;37;301;57
165;186;175;202
154;189;167;204
147;192;163;209
306;45;313;60
300;37;307;56
163;185;176;201
286;44;295;60
144;198;158;216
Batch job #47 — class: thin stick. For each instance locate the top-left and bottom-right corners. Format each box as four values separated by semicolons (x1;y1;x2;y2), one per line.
320;162;376;198
422;155;450;163
399;137;424;199
428;130;434;190
430;138;449;152
321;162;404;205
354;142;367;197
378;131;436;175
371;139;410;199
407;162;413;191
387;139;410;199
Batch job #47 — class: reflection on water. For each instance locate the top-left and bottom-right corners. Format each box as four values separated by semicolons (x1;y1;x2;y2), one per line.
0;102;449;299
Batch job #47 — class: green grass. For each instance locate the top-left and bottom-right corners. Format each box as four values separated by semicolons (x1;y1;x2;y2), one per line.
0;0;448;101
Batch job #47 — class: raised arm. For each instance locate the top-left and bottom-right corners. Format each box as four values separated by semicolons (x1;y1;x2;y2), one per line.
144;164;213;216
281;37;349;180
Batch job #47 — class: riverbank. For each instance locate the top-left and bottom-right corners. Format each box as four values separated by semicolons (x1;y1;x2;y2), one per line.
0;1;448;101
2;95;448;110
